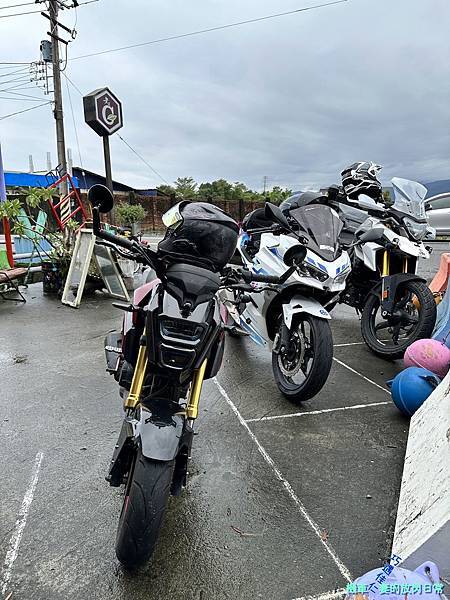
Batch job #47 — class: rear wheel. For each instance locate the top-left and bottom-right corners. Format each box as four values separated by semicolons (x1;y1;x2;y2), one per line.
361;280;436;359
115;448;174;569
272;315;333;404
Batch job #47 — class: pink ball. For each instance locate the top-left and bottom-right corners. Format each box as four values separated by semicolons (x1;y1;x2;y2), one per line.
404;338;450;378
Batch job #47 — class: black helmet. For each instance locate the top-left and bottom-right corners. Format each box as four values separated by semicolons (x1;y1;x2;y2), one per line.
158;201;239;272
341;161;382;200
279;191;328;217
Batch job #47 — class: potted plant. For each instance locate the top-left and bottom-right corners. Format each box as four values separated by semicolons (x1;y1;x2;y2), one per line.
0;187;78;295
115;202;146;236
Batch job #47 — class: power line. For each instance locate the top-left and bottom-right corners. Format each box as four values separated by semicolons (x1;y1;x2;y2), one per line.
64;73;84;171
0;95;46;101
61;70;82;95
71;0;348;61
0;101;51;121
0;8;43;18
0;66;30;78
117;134;170;185
0;84;38;93
0;2;43;10
3;90;45;100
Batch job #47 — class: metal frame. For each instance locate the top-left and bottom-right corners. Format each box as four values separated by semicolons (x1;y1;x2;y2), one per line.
0;270;27;302
93;243;130;302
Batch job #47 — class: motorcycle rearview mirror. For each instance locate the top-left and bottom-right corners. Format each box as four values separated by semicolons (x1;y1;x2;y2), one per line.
88;184;114;214
356;227;385;244
264;202;291;231
283;244;307;266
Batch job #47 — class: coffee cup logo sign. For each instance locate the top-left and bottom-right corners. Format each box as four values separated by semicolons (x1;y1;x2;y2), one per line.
83;87;123;137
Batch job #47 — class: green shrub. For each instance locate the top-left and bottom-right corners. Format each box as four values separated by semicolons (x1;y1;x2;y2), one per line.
116;202;146;225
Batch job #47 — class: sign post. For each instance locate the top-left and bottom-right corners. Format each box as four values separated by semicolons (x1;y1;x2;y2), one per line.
83;88;123;193
0;143;14;267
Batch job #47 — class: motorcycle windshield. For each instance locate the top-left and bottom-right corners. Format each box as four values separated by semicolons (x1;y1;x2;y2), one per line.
391;177;427;220
289;205;343;261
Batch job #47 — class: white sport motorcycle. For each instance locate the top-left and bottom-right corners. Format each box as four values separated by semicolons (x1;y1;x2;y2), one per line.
221;202;351;403
336;178;437;359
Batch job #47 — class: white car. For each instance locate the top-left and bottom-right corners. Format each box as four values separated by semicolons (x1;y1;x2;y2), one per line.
425;193;450;236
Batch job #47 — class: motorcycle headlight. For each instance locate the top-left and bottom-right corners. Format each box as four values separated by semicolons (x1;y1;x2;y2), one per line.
403;217;429;241
335;266;351;284
299;263;329;282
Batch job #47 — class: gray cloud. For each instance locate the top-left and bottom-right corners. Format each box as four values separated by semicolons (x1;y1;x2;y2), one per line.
1;0;450;191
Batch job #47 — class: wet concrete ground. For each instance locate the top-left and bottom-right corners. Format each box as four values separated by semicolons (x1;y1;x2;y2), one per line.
0;244;446;600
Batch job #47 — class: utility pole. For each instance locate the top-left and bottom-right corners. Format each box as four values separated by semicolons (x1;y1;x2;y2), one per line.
49;0;68;195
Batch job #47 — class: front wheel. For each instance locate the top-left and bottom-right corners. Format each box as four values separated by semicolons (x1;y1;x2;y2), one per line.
115;449;174;569
361;280;436;360
272;315;333;404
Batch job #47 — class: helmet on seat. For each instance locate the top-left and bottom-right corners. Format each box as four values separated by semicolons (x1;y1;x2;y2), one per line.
341;161;382;200
158;201;239;272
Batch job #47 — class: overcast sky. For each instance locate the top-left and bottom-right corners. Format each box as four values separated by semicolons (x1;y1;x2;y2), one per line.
1;0;449;191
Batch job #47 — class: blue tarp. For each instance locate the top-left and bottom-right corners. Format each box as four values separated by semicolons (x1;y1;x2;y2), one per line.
4;172;79;189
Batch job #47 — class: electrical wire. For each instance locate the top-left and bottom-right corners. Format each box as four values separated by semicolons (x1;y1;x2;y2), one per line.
0;101;51;120
72;0;348;61
0;66;30;78
0;76;32;88
1;84;40;93
3;90;45;100
0;95;46;101
61;70;82;94
64;73;85;172
0;1;43;10
117;135;170;185
0;8;43;18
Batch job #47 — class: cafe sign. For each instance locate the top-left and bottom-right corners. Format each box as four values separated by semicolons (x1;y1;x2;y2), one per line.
83;87;123;137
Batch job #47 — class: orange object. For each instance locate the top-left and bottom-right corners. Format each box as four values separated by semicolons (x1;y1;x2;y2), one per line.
429;253;450;295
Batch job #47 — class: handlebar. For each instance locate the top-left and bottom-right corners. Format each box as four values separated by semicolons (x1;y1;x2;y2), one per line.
92;206;162;274
226;265;296;287
241;271;282;284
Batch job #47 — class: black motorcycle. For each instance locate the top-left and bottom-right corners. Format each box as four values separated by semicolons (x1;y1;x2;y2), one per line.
88;185;287;568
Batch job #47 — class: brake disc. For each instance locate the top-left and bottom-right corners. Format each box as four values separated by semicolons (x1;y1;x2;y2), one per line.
278;329;306;377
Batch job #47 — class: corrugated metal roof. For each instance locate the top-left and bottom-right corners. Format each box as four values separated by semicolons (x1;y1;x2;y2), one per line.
5;172;79;188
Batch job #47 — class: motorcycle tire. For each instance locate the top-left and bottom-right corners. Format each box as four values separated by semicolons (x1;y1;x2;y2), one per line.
115;449;174;569
272;315;333;404
361;280;436;360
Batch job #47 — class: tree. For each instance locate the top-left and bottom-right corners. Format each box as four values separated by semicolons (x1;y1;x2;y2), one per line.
157;184;176;199
265;186;293;206
174;177;197;199
198;179;233;202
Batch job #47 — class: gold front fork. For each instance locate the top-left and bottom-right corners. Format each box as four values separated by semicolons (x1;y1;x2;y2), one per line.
124;344;148;410
186;359;208;420
382;250;390;277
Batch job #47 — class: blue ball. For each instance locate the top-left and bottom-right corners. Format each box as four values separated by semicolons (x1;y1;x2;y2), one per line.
388;367;441;417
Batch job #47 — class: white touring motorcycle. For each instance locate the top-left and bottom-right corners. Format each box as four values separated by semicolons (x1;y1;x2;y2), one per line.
221;202;351;403
335;178;437;359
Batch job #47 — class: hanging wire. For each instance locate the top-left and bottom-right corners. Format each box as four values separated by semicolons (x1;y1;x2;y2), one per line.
0;101;51;120
71;0;348;61
64;73;87;188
